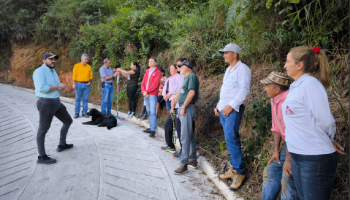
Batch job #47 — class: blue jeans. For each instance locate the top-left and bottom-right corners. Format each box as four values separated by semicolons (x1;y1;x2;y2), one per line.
219;105;245;174
262;144;298;200
290;152;338;200
75;82;90;114
165;100;171;113
144;95;157;131
101;84;114;114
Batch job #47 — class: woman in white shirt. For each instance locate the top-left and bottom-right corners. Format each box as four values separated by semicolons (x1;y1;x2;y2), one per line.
282;46;344;200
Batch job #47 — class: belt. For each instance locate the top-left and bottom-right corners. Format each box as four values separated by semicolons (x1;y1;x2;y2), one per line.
77;81;89;83
38;97;60;100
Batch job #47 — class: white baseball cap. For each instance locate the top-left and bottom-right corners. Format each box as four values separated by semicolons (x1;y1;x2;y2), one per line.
218;43;241;54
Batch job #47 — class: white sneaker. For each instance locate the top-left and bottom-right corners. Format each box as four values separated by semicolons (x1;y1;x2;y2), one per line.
127;111;131;115
129;112;135;117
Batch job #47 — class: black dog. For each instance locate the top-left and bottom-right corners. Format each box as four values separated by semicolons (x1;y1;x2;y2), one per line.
102;114;117;130
82;109;117;130
82;108;104;126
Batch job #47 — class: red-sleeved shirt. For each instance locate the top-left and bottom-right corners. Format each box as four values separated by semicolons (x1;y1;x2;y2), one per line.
141;68;162;96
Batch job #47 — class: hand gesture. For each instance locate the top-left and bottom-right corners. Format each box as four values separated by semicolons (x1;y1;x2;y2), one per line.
180;108;185;116
332;141;345;155
283;159;293;178
214;108;220;116
268;150;280;165
222;105;233;116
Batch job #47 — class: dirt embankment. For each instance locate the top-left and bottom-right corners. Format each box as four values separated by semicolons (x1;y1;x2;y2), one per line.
1;42;76;92
3;41;349;199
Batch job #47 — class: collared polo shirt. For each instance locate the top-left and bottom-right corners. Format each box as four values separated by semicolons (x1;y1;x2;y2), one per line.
216;61;251;112
282;74;336;155
270;90;289;139
32;64;61;98
72;62;93;82
99;65;114;83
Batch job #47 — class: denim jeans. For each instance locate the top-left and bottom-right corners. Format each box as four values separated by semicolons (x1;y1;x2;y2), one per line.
165;100;171;112
290;152;338;200
219;105;245;174
75;82;90;114
144;95;157;131
178;104;197;165
262;144;298;200
36;98;73;156
101;84;114;114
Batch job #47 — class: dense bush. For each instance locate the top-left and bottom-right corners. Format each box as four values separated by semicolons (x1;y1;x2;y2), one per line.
0;0;47;42
35;0;102;43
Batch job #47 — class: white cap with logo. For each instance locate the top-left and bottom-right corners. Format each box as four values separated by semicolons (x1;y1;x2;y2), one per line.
218;43;241;54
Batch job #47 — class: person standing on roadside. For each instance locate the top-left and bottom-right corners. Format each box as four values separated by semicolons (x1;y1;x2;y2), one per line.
160;64;182;153
259;72;298;200
172;60;199;175
282;46;344;200
32;53;74;164
141;58;162;137
99;58;118;115
170;57;191;159
215;43;251;191
116;61;141;117
72;54;93;118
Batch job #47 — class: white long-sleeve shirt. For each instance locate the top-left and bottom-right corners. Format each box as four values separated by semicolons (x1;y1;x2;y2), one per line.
216;61;251;112
282;74;336;155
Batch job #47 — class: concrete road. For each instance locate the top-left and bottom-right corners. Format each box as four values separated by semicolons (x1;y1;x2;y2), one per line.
0;84;223;200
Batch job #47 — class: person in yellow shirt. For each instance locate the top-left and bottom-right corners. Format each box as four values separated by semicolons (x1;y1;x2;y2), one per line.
72;54;93;118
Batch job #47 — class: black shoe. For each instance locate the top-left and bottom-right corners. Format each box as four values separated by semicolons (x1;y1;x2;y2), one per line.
74;113;79;118
173;164;188;175
82;114;89;118
188;161;198;169
56;144;74;152
142;115;148;120
149;131;155;138
143;128;151;133
37;154;56;164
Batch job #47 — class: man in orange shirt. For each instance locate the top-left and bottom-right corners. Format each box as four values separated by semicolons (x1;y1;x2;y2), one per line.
72;54;93;118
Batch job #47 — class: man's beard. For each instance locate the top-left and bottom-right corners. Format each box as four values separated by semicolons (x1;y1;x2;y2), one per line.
45;62;56;68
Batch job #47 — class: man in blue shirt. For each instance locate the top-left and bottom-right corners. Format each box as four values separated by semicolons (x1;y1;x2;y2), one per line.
32;53;74;164
99;58;118;114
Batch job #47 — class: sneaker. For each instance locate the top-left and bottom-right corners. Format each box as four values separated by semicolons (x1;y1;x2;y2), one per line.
160;146;175;152
229;172;246;191
173;151;182;159
56;144;74;152
188;161;198;169
143;128;151;133
37;154;56;164
129;112;135;117
127;111;131;115
141;115;147;120
74;113;79;118
82;114;89;118
149;131;155;138
173;164;188;175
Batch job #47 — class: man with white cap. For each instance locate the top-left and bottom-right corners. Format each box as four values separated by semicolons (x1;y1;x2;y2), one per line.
214;43;251;190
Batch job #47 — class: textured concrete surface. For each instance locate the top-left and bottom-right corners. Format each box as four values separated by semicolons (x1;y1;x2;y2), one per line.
0;84;224;200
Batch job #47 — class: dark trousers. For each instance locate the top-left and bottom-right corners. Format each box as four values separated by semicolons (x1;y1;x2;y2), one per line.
290;152;338;200
164;109;181;149
36;98;73;156
127;86;138;112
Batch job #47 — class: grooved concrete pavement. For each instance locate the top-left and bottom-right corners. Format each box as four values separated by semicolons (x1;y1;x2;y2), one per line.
0;84;223;200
